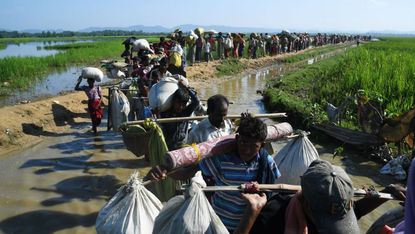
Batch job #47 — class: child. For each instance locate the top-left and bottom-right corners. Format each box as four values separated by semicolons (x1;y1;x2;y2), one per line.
204;39;211;63
75;77;103;134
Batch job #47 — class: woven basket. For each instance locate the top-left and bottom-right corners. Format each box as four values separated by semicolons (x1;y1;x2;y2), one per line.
120;126;153;157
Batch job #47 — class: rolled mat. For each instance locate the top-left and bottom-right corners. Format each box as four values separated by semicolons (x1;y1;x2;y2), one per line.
164;122;293;169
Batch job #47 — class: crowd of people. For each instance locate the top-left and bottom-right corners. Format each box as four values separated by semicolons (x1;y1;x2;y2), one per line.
121;30;369;75
71;28;415;234
145;108;412;234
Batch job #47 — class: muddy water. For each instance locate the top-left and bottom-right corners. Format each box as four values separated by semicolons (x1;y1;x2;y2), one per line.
0;62;401;233
0;66;113;107
0;40;93;58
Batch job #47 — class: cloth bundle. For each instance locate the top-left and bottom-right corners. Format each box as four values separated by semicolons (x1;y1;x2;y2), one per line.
165;122;293;169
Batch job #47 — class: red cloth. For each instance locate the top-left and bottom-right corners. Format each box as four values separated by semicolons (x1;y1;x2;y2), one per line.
89;99;103;127
284;191;308;234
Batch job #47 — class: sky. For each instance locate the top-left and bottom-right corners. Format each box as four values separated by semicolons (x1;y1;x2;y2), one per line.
0;0;414;33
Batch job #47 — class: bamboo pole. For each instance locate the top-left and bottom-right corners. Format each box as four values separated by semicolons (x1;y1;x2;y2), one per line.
133;96;234;104
174;184;395;200
122;113;287;126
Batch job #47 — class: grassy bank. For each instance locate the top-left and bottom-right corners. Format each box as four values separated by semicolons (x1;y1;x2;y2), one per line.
264;37;415;129
215;43;351;78
282;43;351;63
0;40;121;95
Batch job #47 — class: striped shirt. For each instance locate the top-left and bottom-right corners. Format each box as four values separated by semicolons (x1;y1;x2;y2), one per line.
198;152;281;230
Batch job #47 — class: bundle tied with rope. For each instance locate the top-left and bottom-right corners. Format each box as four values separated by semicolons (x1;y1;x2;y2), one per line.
95;171;163;234
164;122;293;170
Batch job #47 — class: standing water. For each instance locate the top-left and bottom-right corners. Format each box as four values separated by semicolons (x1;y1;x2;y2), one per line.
0;66;112;107
0;40;93;58
0;63;401;233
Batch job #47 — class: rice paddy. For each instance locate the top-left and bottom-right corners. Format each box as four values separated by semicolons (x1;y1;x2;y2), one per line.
0;36;159;95
264;37;415;128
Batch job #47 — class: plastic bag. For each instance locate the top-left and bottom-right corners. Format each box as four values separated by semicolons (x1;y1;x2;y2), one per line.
110;88;130;131
380;155;410;180
274;133;319;185
153;172;229;234
96;172;163;234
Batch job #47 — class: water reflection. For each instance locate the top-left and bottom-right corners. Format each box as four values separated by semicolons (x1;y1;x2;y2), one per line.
0;40;93;58
0;66;112;107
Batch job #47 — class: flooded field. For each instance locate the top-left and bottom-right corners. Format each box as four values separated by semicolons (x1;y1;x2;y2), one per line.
0;66;113;107
0;40;93;58
0;62;402;233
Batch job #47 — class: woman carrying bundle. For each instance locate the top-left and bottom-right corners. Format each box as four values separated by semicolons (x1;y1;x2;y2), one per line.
75;77;103;134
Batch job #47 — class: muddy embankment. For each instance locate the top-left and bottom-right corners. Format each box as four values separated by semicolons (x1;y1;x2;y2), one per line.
0;45;341;156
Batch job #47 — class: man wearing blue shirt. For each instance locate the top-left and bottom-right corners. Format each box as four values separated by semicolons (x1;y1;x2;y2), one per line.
145;113;281;232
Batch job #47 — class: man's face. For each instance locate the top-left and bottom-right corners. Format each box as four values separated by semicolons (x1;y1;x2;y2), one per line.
236;135;263;162
160;63;168;73
209;102;228;128
172;99;187;114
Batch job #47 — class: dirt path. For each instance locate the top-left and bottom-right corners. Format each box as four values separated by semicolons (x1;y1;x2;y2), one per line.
0;47;330;156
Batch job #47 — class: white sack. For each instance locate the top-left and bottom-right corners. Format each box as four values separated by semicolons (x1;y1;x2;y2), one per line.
81;67;104;82
274;134;319;185
110;88;130;132
153;172;229;234
110;68;126;79
148;77;180;112
132;39;151;52
96;172;163;234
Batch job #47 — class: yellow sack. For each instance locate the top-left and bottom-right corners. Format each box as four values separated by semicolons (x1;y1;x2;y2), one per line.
169;51;182;67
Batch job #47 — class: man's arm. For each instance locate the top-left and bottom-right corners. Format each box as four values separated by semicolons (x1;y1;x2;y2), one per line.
234;190;267;234
354;184;406;219
182;88;200;116
74;76;83;91
143;164;199;182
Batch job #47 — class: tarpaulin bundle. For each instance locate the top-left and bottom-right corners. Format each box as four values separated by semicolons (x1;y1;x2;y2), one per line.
96;171;163;234
144;119;176;201
273;133;319;185
153;172;229;234
165;122;293;169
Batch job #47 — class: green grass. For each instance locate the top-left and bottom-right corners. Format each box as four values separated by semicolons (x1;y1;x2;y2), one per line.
216;59;245;77
264;37;415;129
0;43;6;50
282;43;350;63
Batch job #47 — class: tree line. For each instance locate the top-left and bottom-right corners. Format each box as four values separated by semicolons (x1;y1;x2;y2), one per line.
0;30;166;38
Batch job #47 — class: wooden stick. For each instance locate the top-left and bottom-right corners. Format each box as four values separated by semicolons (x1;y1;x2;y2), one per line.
141;169;180;186
176;184;395;200
134;96;234;104
194;184;301;192
122;113;287;126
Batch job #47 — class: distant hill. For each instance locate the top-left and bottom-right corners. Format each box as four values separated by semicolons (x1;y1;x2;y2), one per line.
77;24;279;33
79;24;170;33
